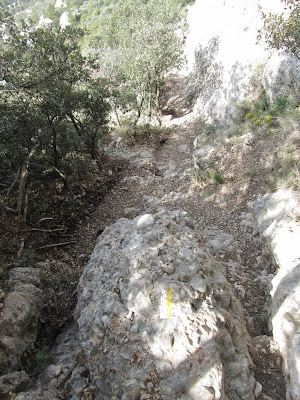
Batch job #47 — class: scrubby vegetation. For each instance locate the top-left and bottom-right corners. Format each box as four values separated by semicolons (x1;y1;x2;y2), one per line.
88;0;185;126
258;0;300;60
237;91;300;190
0;0;189;225
0;11;110;221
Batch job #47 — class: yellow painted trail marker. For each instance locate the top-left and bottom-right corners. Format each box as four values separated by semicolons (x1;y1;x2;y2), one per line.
166;289;172;319
160;289;173;319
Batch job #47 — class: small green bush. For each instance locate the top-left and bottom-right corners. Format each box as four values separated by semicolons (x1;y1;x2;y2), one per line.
244;94;290;129
211;172;224;184
117;123;171;146
271;95;290;115
63;152;92;178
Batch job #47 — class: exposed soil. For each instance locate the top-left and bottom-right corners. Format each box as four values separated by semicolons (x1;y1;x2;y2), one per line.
1;73;294;399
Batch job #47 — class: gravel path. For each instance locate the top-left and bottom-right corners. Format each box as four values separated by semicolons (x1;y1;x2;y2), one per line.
73;74;287;399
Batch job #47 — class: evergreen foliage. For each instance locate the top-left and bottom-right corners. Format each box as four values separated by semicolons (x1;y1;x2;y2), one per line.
258;0;300;60
89;0;185;124
0;9;110;218
0;0;188;218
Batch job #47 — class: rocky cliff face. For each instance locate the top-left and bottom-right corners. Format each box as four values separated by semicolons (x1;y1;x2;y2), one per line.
262;53;300;104
183;0;299;125
252;190;300;400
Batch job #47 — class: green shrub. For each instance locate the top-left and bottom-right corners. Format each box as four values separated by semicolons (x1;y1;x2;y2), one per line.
244;94;290;129
63;152;92;178
211;172;224;184
271;95;290;115
117;122;171;146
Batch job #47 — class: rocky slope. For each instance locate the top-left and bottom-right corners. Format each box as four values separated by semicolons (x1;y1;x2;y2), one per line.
3;74;297;398
1;0;300;398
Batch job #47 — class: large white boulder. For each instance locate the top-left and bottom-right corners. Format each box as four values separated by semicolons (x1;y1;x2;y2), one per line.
75;208;257;399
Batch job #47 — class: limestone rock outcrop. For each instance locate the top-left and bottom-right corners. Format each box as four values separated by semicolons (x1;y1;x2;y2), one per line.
263;53;300;104
0;267;44;370
252;190;300;400
0;371;30;398
75;207;257;399
183;0;298;125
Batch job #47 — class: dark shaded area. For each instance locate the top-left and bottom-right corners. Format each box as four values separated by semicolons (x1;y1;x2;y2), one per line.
0;155;128;382
160;75;192;119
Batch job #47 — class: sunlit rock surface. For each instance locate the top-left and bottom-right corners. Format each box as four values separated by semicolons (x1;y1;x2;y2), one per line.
263;52;300;104
252;190;300;400
75;208;256;399
183;0;286;125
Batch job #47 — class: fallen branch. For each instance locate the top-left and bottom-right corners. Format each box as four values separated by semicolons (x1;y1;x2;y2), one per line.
5;205;18;213
57;362;77;388
38;217;54;223
36;240;75;250
21;228;66;233
53;167;68;188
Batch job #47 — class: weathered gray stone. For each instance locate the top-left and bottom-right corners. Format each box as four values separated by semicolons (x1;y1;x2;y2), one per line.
15;325;82;400
193;145;216;176
43;364;62;385
204;227;235;257
140;195;161;214
183;0;286;125
136;214;155;231
178;144;189;153
15;390;57;400
263;53;300;104
75;208;256;399
0;267;43;369
252;189;300;400
0;371;29;396
8;267;43;288
0;289;5;302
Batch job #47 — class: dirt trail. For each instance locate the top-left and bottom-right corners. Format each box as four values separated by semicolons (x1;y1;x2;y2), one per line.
71;74;287;399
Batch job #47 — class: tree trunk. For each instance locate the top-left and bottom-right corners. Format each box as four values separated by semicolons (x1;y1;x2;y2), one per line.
68;113;83;137
134;96;144;126
109;99;121;126
17;149;36;218
156;81;161;110
52;125;58;168
1;168;20;205
148;88;152;120
90;134;97;160
17;132;52;219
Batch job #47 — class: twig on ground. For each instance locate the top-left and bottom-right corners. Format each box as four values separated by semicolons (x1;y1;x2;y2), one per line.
57;362;77;388
17;238;25;260
36;241;75;250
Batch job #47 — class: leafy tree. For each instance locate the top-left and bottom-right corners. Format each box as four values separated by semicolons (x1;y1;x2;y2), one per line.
0;10;110;219
91;0;185;125
258;0;300;61
66;79;110;160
